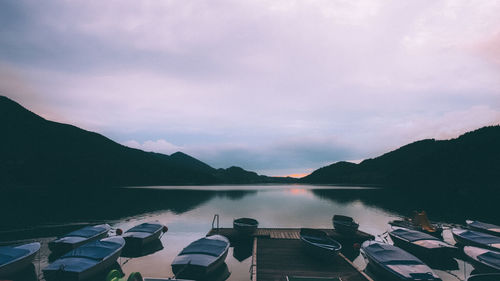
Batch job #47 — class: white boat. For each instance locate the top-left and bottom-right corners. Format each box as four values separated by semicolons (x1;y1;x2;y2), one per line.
48;224;111;255
464;246;500;273
467;220;500;237
0;242;40;277
361;241;441;281
171;235;229;279
43;236;125;281
122;222;167;248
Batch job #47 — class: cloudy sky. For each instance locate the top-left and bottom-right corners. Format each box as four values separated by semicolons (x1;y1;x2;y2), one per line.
1;0;500;176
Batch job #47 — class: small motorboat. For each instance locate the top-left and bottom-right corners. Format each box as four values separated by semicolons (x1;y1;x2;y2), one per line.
467;273;500;281
389;227;457;259
463;246;500;273
332;215;359;235
467;220;500;237
48;224;111;255
361;241;441;281
171;235;229;279
233;218;259;234
43;236;125;281
122;222;167;249
452;228;500;251
0;242;40;277
300;228;342;260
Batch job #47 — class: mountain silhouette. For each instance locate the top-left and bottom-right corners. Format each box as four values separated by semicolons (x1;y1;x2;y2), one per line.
0;96;293;188
301;126;500;188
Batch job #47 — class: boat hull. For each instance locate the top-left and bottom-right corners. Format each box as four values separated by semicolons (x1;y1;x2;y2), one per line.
48;224;110;255
172;235;230;280
452;229;500;252
43;236;125;281
0;242;40;277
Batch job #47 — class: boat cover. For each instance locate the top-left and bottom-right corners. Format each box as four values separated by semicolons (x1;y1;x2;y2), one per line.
0;247;29;266
62;240;121;261
364;242;421;264
458;230;500;245
126;223;161;233
66;225;107;238
477;251;500;269
180;238;228;257
391;228;437;242
469;221;500;232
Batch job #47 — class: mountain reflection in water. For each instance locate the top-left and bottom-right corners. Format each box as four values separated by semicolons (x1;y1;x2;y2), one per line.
0;184;497;281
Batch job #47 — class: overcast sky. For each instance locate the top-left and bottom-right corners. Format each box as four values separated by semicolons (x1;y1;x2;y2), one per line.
1;0;500;176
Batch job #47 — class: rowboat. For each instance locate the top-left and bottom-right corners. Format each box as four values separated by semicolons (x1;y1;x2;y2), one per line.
467;220;500;237
171;235;229;279
43;236;125;281
300;228;342;260
122;222;167;248
463;246;500;273
452;228;500;251
389;227;457;259
48;224;111;255
0;242;40;277
361;241;441;281
332;215;359;235
233;218;259;235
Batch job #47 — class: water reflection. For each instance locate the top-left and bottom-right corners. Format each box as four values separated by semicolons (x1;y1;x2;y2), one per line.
1;185;496;281
121;239;164;258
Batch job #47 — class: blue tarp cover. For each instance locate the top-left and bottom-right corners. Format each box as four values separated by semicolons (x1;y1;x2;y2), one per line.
126;223;161;234
66;225;107;238
62;240;121;261
364;242;421;264
391;228;437;242
458;230;500;245
469;221;500;231
180;238;228;257
478;251;500;269
0;247;29;266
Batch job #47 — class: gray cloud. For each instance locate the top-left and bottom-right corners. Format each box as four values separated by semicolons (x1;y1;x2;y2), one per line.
1;0;500;176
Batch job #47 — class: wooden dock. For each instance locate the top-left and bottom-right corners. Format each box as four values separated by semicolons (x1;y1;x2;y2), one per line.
207;228;374;281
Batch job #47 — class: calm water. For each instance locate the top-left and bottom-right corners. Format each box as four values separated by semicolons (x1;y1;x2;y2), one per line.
1;184;499;281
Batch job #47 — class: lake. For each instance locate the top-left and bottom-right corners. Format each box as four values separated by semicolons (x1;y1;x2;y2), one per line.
1;184;499;281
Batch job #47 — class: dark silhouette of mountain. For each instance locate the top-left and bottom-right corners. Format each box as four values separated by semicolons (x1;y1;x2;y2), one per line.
0;96;293;187
301;126;500;188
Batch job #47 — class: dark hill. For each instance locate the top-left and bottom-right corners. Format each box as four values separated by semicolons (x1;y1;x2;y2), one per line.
0;96;292;187
301;126;500;188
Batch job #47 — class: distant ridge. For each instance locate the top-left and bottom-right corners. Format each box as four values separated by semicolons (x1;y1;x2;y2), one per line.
301;125;500;188
0;96;293;188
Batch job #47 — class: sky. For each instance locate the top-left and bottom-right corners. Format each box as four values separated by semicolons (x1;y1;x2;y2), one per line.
1;0;500;177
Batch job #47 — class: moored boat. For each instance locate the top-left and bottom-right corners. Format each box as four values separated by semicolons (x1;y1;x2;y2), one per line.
0;242;40;277
463;246;500;273
389;219;442;238
361;241;441;281
43;236;125;281
467;220;500;237
332;215;359;235
233;218;258;235
171;235;229;279
389;227;457;260
122;222;167;249
300;228;342;260
452;228;500;252
48;224;111;255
